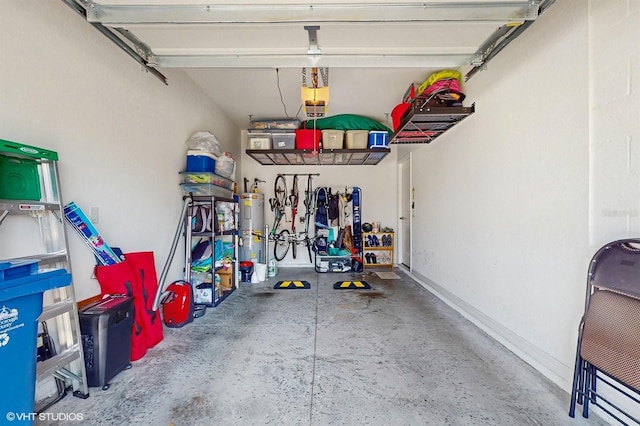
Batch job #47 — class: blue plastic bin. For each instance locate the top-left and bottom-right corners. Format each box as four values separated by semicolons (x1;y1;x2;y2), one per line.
368;131;389;148
0;260;38;281
0;267;72;421
186;152;216;173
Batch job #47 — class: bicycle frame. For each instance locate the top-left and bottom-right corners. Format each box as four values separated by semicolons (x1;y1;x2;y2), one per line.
270;203;285;236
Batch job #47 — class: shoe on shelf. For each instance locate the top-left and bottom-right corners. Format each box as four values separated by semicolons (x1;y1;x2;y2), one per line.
371;253;377;264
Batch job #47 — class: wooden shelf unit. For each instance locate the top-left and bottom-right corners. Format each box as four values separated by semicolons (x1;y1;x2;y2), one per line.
363;231;394;269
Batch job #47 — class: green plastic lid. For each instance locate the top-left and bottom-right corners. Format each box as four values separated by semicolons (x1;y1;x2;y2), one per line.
0;139;58;161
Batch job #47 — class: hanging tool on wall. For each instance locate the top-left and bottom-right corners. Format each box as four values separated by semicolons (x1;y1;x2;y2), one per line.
251;178;265;194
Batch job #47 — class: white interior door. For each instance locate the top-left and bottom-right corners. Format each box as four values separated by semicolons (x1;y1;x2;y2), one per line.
398;154;412;269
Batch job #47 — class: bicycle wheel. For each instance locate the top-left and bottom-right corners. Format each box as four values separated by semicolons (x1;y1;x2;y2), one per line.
274;174;287;208
288;174;298;228
274;229;290;261
304;174;313;233
304;175;313;209
291;174;299;204
272;174;288;231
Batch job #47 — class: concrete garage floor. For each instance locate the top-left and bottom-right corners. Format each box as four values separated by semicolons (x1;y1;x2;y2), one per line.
38;268;607;426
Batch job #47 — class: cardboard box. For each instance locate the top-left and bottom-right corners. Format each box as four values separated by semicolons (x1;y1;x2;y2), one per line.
217;268;233;290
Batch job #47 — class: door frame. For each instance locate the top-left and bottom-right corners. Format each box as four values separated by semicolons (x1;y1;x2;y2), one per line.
397;153;412;271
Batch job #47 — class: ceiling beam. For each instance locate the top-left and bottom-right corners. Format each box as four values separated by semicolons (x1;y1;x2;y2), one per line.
152;53;474;68
85;2;540;25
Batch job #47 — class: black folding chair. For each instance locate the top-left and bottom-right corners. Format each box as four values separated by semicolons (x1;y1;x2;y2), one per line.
569;238;640;424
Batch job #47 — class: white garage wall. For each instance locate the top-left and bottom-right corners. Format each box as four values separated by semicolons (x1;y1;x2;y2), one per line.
1;1;637;419
589;0;640;243
587;0;640;419
410;0;639;408
0;1;240;302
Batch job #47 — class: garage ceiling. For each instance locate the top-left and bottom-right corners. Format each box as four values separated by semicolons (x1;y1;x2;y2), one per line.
62;0;555;129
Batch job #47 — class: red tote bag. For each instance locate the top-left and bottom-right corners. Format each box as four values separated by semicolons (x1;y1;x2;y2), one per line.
95;259;148;361
124;251;164;348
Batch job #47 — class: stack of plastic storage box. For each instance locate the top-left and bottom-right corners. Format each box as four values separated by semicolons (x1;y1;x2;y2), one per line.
179;169;235;198
181;132;236;198
0;260;71;419
247;118;300;150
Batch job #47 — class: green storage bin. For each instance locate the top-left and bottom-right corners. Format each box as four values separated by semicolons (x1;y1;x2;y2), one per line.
0;154;41;201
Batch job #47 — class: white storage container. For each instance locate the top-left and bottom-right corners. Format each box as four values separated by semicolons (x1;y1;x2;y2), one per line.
345;130;369;149
272;133;296;149
250;118;301;130
179;172;234;190
321;130;344;149
247;133;272;150
180;183;234;198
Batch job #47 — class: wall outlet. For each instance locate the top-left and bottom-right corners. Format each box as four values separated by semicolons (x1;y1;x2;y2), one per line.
90;207;99;224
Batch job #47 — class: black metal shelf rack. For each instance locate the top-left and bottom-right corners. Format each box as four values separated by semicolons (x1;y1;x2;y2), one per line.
246;148;390;166
390;103;475;145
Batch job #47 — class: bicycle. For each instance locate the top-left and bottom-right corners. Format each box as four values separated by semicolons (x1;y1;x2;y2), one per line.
273;174;316;262
249;174;290;261
268;173;287;237
274;174;298;260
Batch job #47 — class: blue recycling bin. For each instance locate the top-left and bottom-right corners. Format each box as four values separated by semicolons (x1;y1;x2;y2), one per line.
0;261;72;423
